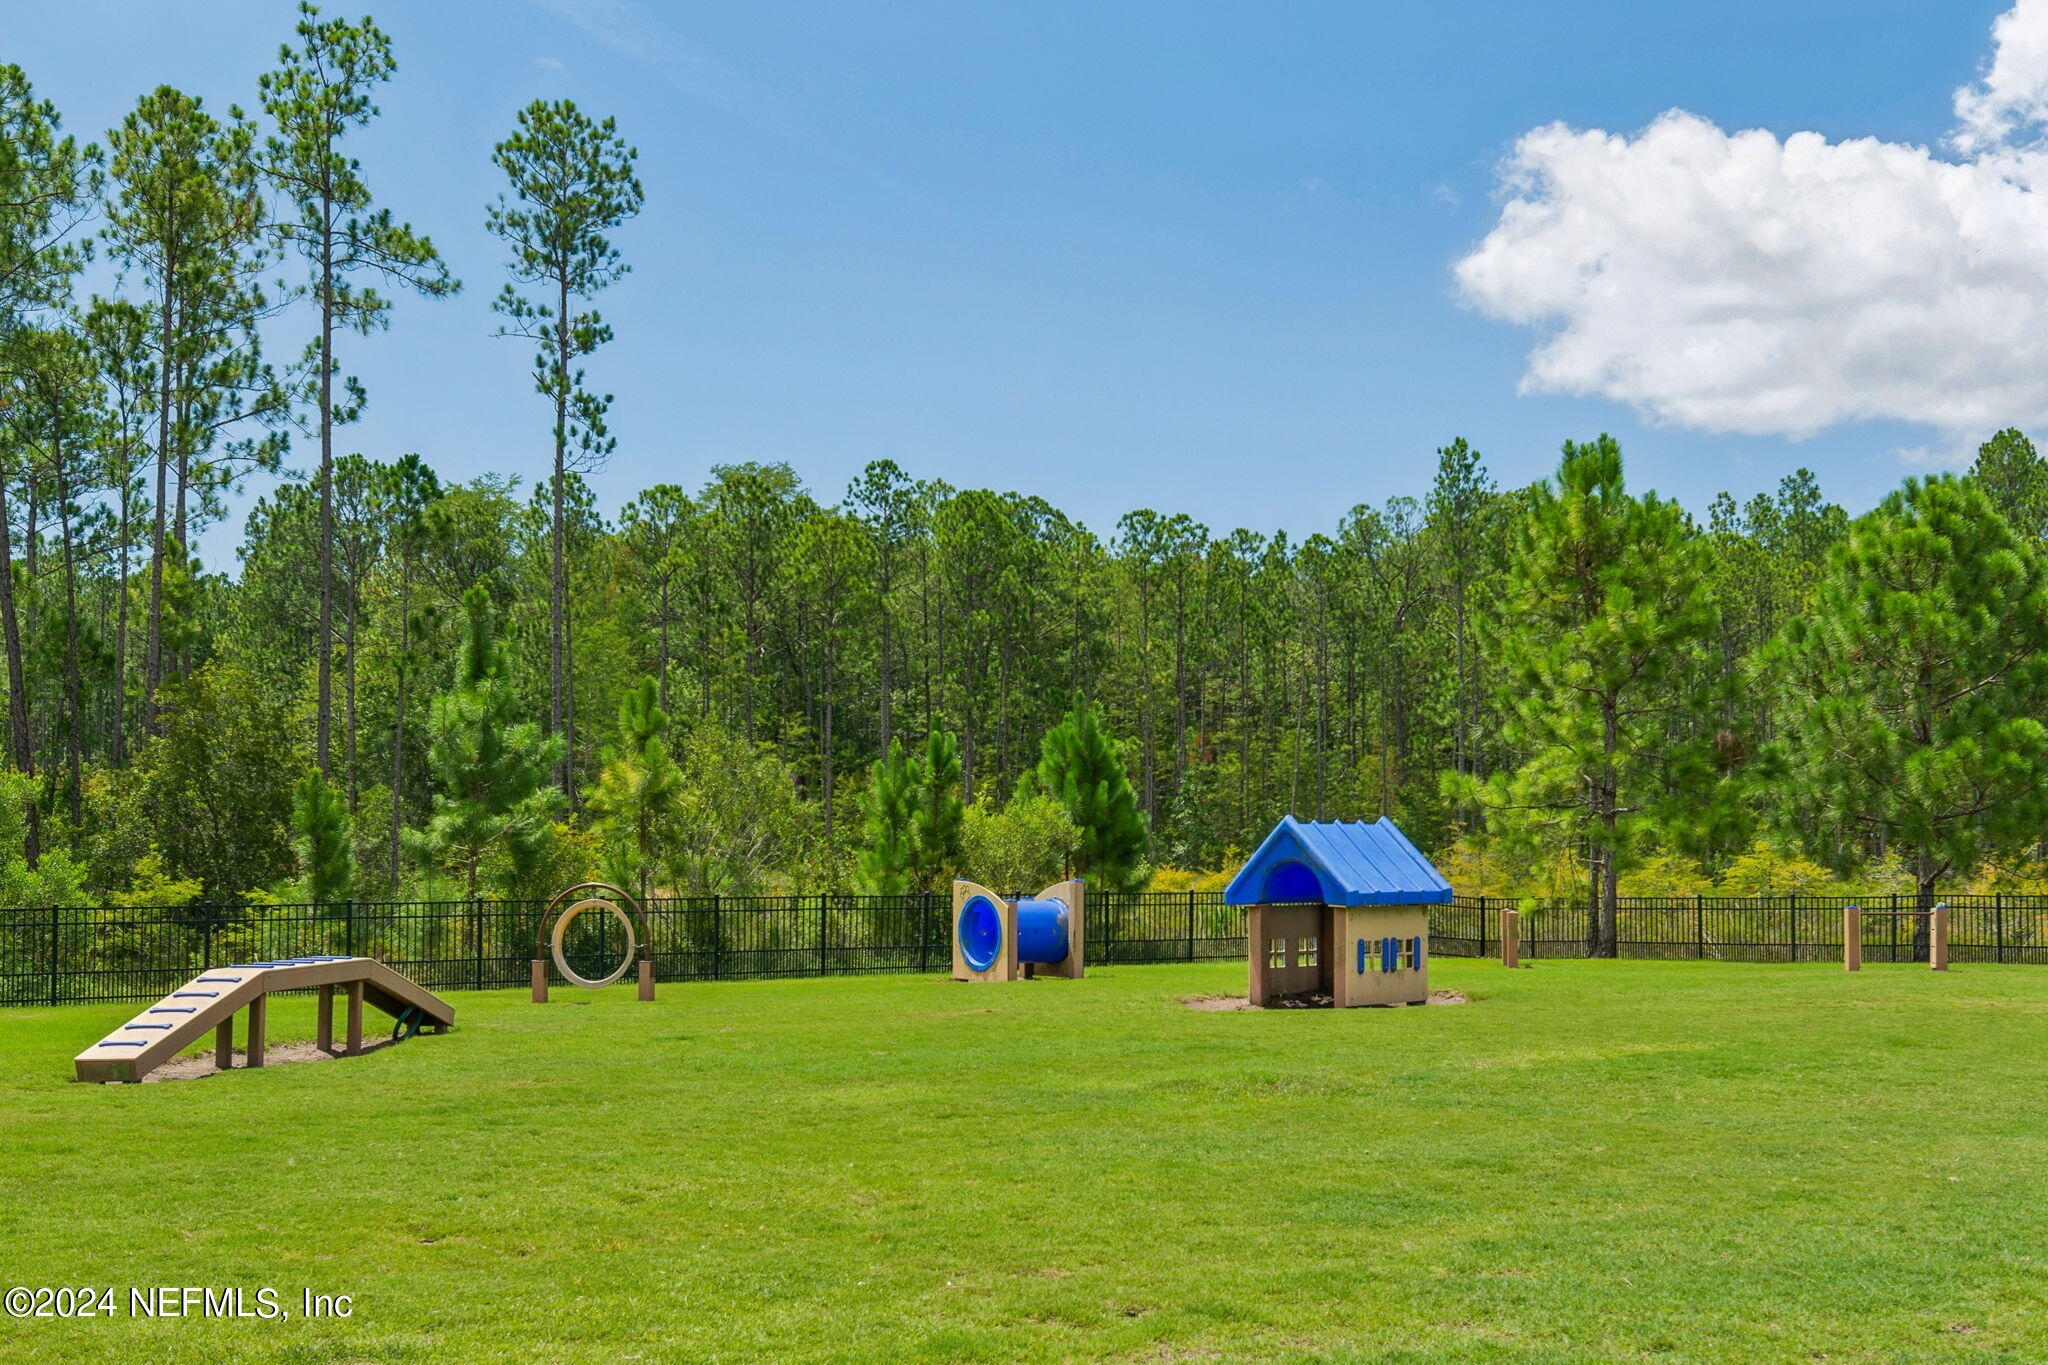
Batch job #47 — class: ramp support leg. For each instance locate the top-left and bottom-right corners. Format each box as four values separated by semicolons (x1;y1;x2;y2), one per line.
247;994;267;1069
317;985;334;1052
345;981;364;1056
215;1015;233;1071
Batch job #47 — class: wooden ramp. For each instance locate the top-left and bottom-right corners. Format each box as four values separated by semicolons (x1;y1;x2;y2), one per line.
75;956;454;1084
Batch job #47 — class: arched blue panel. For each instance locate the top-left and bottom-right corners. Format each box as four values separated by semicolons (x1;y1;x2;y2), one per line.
957;896;1004;971
1261;859;1327;904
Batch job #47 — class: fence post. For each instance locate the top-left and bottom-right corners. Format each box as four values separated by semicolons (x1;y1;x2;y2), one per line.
1695;893;1704;960
48;904;59;1006
1996;893;2006;964
819;895;829;977
1187;891;1197;962
1788;894;1797;964
345;898;356;958
1479;897;1488;958
472;899;485;990
917;896;929;975
711;896;722;981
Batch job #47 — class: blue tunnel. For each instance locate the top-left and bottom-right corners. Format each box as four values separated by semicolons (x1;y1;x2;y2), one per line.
957;893;1070;971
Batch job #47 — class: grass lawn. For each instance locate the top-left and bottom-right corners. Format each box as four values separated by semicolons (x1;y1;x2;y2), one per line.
3;958;2047;1363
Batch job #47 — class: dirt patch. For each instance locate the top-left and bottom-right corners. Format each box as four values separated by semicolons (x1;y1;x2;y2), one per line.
143;1037;399;1083
1180;988;1466;1012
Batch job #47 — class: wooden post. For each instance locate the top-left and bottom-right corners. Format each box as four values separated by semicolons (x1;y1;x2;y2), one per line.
530;958;549;1004
1247;905;1268;1006
246;994;266;1069
214;1015;233;1071
1500;908;1520;969
316;985;334;1052
1931;903;1949;973
637;955;655;1001
1843;905;1861;972
345;981;364;1056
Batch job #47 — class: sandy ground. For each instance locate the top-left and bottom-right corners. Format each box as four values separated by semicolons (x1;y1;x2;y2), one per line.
1182;988;1468;1012
143;1036;399;1082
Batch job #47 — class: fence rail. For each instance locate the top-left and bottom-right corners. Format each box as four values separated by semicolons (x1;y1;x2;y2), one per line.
6;889;2047;1007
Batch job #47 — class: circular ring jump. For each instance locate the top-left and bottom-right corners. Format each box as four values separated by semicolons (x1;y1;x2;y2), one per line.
532;882;657;1003
552;898;638;988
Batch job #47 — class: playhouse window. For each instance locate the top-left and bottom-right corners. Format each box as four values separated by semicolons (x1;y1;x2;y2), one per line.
1299;937;1318;967
1267;939;1288;969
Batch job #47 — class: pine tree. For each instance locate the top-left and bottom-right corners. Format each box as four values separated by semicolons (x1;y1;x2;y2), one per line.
0;67;95;867
404;586;565;900
1769;475;2048;907
909;726;964;891
486;99;643;809
259;1;458;776
1034;697;1148;891
856;737;917;894
1969;428;2048;542
1455;436;1729;956
586;676;682;902
292;766;354;906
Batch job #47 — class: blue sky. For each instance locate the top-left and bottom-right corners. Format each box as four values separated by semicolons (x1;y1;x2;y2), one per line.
12;1;2028;566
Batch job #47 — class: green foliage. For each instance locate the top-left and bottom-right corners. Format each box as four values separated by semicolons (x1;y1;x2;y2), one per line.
1456;436;1731;953
130;664;300;897
586;676;682;900
1767;475;2048;900
1969;428;2048;542
404;586;565;899
291;766;354;905
958;791;1079;893
258;2;457;347
855;737;917;894
669;719;812;896
1033;698;1148;892
909;726;965;892
105;848;204;910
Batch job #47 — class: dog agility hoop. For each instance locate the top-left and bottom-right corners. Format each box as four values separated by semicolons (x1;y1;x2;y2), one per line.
533;882;656;1002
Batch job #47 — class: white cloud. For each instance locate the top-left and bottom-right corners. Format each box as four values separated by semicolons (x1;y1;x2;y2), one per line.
1456;2;2048;449
1954;0;2048;153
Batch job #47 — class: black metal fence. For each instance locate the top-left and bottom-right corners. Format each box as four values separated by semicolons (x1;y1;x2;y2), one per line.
0;891;1249;1007
7;889;2047;1007
1443;893;2048;965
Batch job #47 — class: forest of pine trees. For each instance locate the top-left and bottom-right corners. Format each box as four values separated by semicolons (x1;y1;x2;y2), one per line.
8;10;2048;932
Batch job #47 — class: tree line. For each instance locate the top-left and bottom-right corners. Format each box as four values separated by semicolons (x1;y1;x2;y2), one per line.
6;11;2048;952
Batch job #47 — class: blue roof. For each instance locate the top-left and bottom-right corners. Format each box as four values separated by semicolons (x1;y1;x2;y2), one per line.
1223;816;1452;906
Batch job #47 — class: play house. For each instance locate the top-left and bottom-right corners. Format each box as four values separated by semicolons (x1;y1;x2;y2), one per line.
1225;816;1451;1007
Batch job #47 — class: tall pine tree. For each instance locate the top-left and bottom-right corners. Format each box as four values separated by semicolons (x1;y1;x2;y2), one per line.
1457;436;1728;955
856;737;917;894
292;766;354;906
909;726;964;892
586;676;682;902
259;0;457;775
1033;697;1148;891
486;99;642;809
1768;475;2048;907
405;586;565;900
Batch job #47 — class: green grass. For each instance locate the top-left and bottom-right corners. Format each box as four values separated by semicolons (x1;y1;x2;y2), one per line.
3;958;2047;1363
